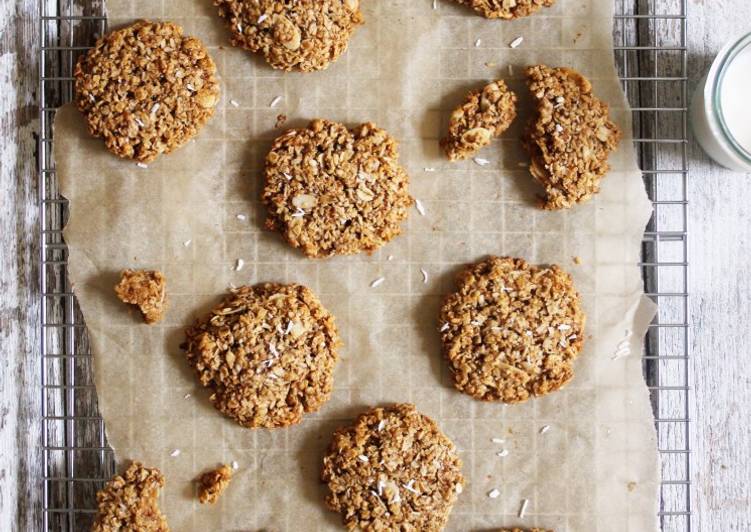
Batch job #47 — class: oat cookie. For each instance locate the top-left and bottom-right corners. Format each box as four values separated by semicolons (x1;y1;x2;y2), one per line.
262;119;413;258
197;464;233;504
322;403;464;531
439;256;585;403
181;283;340;428
114;269;167;324
441;80;517;161
74;20;220;163
454;0;555;19
523;65;621;210
213;0;363;72
92;462;169;532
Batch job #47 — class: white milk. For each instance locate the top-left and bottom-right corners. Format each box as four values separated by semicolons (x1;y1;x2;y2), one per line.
720;47;751;153
691;33;751;172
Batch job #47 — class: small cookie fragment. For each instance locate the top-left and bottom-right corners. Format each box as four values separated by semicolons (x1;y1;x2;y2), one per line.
74;20;220;162
523;65;621;210
454;0;555;19
262;119;414;258
213;0;364;72
439;256;585;403
322;403;464;531
441;80;517;161
181;283;340;428
197;464;233;504
91;462;169;532
115;269;167;324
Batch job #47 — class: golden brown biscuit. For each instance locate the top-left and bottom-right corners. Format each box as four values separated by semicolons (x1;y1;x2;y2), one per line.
91;462;169;532
439;256;585;402
322;404;464;531
213;0;364;72
196;464;233;504
441;80;517;161
114;269;167;324
523;65;621;210
262;119;413;258
74;20;220;162
454;0;555;20
181;284;340;428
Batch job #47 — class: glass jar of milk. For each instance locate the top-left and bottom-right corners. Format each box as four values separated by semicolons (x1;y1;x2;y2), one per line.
691;32;751;172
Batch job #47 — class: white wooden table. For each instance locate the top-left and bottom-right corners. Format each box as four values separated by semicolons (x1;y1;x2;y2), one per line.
1;0;750;530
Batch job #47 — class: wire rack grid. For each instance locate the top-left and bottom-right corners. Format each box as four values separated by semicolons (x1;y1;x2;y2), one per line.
38;0;692;530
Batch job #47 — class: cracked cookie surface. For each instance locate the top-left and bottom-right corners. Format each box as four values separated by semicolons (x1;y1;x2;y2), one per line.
454;0;555;19
263;119;413;258
441;80;517;161
439;256;585;403
74;20;220;162
92;462;169;532
213;0;364;72
322;403;464;531
114;269;167;324
523;65;621;210
181;284;340;428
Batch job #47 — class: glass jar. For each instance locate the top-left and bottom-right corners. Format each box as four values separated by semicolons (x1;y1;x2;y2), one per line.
691;32;751;172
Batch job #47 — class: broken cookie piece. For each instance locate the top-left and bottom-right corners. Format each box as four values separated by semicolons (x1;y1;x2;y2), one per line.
114;269;167;324
454;0;556;20
197;464;233;504
91;462;169;532
441;80;517;161
523;65;621;210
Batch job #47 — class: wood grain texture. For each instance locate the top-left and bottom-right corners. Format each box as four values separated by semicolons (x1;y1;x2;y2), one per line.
686;1;751;530
2;0;750;530
0;1;42;532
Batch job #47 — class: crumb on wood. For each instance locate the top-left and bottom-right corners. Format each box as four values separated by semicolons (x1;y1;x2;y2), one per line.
114;269;167;324
197;464;233;504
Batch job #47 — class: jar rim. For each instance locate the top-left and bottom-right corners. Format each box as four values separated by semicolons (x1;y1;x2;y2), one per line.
712;32;751;164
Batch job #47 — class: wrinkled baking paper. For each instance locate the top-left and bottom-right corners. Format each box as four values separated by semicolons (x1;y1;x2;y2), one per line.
55;0;659;530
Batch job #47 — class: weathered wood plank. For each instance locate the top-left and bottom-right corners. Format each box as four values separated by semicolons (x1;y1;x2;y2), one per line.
0;2;42;531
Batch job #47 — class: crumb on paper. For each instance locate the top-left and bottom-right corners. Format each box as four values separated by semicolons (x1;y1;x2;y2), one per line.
275;113;288;128
509;36;524;48
627;481;637;492
487;488;500;499
518;498;529;518
114;269;167;324
573;255;582;265
370;276;385;288
197;464;233;504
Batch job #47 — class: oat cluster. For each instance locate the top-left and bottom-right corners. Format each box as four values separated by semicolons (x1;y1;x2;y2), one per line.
181;283;340;428
114;269;168;324
74;20;220;162
213;0;364;72
91;462;169;532
263;119;414;258
441;80;518;161
454;0;556;19
440;256;585;403
523;65;621;210
197;464;233;504
322;403;464;531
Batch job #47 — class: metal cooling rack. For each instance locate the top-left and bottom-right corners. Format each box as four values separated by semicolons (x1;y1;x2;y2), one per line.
38;0;692;530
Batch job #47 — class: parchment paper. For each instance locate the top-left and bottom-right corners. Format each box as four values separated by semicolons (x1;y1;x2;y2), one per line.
55;0;660;530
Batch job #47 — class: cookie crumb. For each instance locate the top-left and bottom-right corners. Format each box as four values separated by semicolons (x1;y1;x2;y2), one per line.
92;462;168;532
573;255;582;265
114;269;167;324
627;481;637;492
197;464;233;504
275;113;288;128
